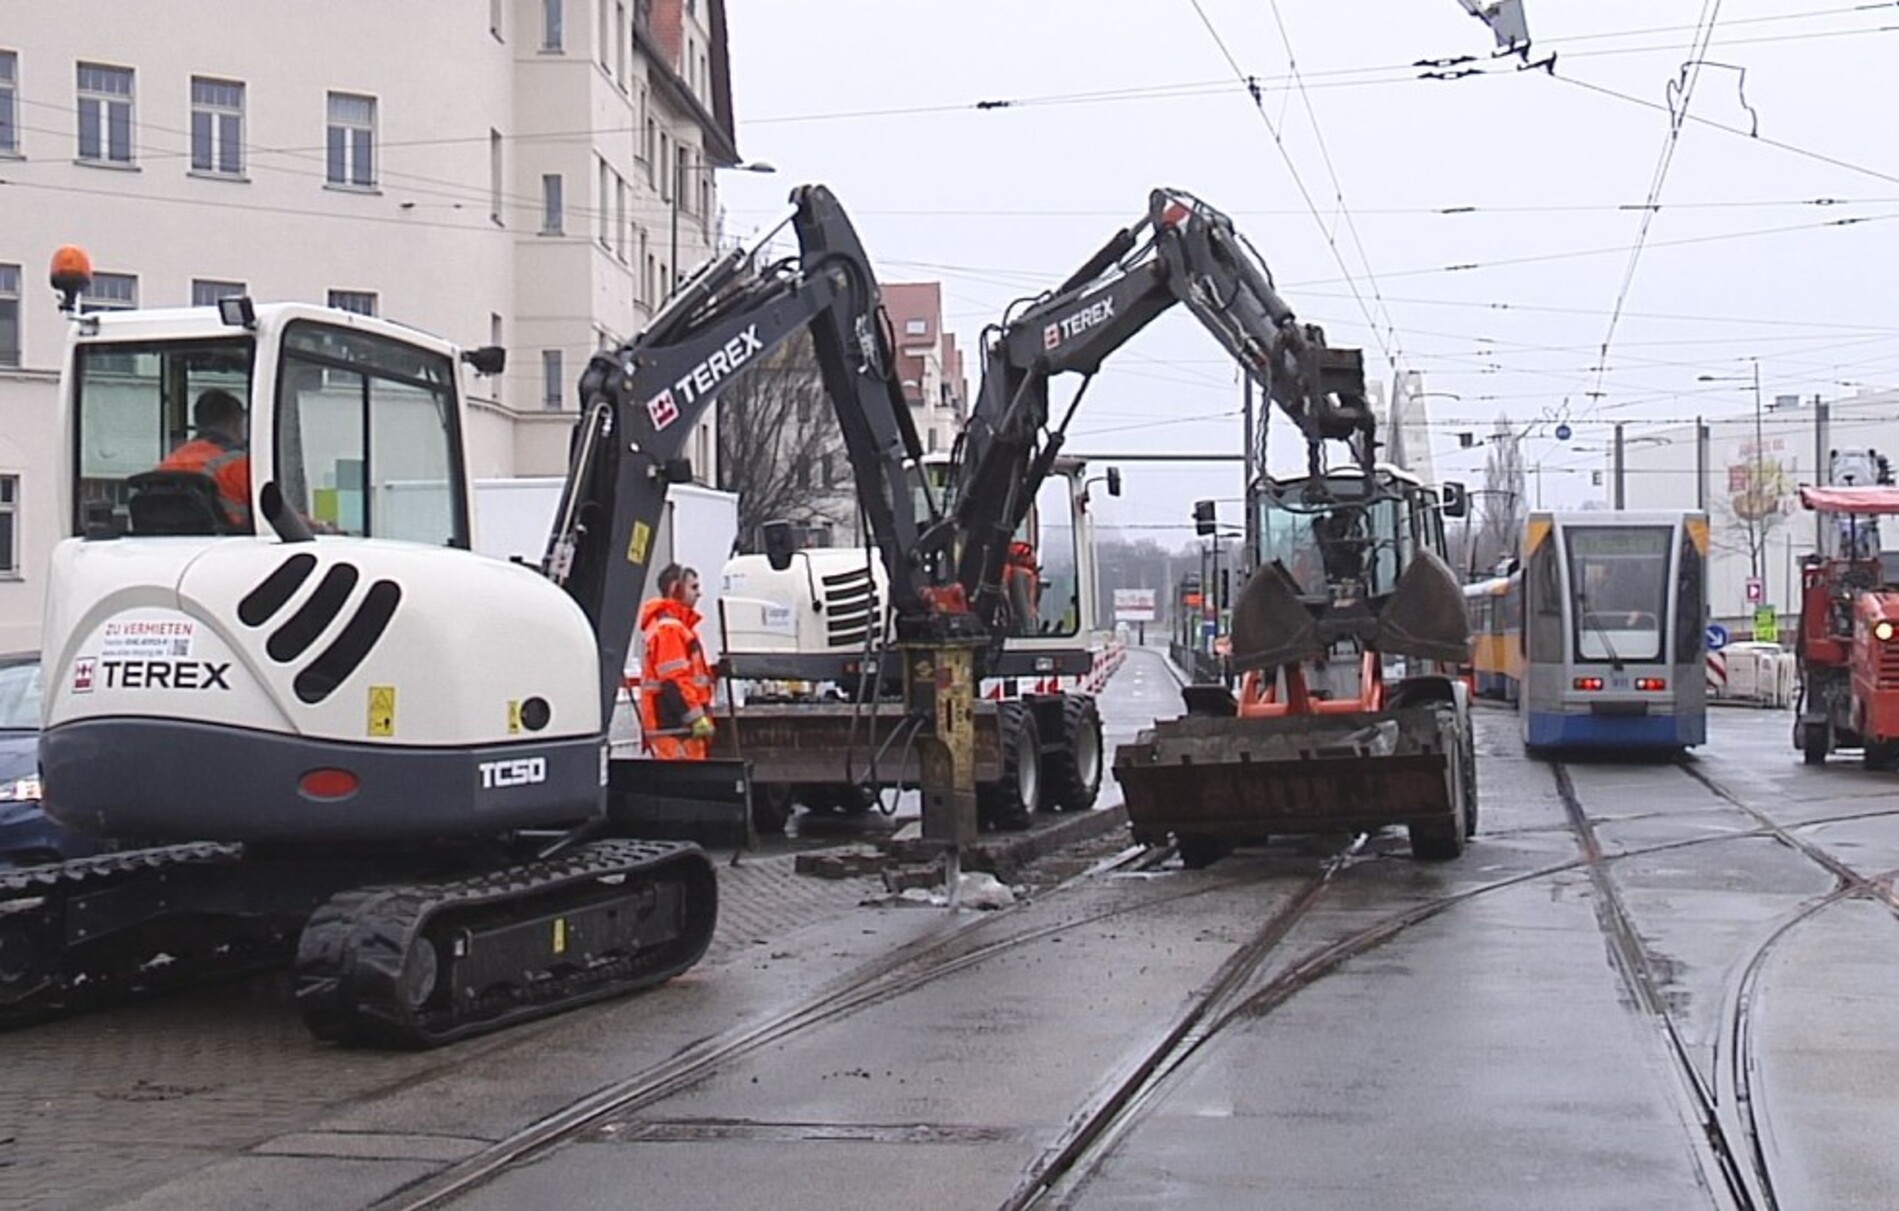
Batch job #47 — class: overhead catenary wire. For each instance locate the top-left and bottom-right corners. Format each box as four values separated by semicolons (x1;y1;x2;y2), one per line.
1185;0;1409;380
1587;0;1728;414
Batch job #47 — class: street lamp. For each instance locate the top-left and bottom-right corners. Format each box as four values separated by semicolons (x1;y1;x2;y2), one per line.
1698;359;1766;585
671;159;775;288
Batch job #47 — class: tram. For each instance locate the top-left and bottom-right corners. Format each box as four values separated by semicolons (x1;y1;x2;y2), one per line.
1518;510;1708;751
1463;573;1522;702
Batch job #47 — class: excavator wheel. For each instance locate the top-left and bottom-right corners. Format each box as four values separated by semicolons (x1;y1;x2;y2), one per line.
1175;833;1232;870
752;782;795;835
1460;726;1480;839
1042;695;1104;812
1800;721;1829;766
978;702;1040;832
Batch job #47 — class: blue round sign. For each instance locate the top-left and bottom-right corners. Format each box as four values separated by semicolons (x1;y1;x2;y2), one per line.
1554;423;1573;441
1706;623;1729;651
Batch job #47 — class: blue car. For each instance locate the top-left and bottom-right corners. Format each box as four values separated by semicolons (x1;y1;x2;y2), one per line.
0;652;104;867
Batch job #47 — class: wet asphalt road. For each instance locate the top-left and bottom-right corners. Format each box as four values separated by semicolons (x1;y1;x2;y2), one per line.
9;657;1899;1210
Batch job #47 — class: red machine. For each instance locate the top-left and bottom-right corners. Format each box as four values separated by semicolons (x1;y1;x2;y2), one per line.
1794;484;1899;767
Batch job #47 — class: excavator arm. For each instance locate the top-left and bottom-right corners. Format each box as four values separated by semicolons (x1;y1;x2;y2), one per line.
944;188;1371;636
543;184;956;722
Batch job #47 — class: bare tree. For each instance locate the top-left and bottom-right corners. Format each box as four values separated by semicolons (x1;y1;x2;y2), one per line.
715;331;854;551
1469;417;1526;576
1713;454;1792;583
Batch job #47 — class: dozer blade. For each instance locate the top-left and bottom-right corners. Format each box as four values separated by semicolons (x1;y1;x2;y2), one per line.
1112;707;1455;842
1229;563;1322;672
1372;548;1470;665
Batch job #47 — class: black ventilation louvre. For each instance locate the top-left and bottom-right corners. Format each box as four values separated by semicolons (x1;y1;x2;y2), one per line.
295;581;403;704
238;553;319;626
268;563;362;662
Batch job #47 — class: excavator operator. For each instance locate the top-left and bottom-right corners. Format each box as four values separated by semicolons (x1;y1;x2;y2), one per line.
1004;540;1042;635
158;388;251;531
638;563;716;760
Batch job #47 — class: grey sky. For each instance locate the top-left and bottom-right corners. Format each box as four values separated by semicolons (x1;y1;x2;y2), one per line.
712;1;1899;537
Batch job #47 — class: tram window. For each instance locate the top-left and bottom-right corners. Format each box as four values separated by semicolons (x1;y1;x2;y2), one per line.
1674;529;1704;660
1528;541;1563;661
1566;527;1669;663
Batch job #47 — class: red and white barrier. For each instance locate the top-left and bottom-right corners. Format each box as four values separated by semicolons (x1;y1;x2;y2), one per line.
1706;651;1728;698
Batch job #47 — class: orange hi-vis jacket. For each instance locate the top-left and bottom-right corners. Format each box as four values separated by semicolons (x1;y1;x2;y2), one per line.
158;434;252;530
638;596;714;760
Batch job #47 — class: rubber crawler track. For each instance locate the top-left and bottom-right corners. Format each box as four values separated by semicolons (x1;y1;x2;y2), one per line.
295;839;717;1049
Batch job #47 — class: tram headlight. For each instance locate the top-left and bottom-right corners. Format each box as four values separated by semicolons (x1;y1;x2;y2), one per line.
1875;620;1895;643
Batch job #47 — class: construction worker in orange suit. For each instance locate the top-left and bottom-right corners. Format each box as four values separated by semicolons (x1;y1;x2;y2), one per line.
1003;540;1041;636
638;563;716;760
158;388;251;531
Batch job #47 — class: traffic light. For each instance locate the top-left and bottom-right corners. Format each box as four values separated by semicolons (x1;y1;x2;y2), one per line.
1193;499;1217;536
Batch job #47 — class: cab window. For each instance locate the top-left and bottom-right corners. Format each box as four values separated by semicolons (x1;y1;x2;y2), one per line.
71;337;254;536
275;321;468;547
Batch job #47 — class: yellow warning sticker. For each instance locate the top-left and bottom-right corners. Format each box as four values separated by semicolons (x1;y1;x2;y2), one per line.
507;699;523;735
627;520;652;566
368;685;396;737
552;917;568;955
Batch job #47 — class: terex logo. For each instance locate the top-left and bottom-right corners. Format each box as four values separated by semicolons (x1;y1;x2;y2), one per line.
479;756;547;790
646;325;765;430
1044;298;1116;350
100;660;231;690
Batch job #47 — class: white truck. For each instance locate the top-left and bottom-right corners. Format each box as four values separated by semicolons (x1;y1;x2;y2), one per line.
718;455;1124;832
474;477;740;752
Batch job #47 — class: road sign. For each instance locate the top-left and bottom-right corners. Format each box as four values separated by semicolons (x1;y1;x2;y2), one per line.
1744;577;1764;605
1705;623;1729;651
1753;607;1779;644
1554;423;1572;441
1113;588;1157;623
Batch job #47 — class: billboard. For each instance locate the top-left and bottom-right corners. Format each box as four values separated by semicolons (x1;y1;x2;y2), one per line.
1113;588;1157;623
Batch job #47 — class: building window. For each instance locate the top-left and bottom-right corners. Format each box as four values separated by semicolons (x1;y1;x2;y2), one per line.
0;52;18;156
614;174;627;259
542;350;564;410
326;92;376;188
905;318;928;336
85;272;138;311
542;0;564;50
490;312;503;349
615;1;628;84
643;117;656;185
190;77;244;176
542;173;564;234
489;129;503;224
0;475;15;576
674;146;690;215
191;279;245;307
76;63;135;165
490;0;503;40
597;159;611;247
0;264;17;367
327;289;377;316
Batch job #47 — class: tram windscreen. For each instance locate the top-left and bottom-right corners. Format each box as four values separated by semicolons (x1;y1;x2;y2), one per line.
1566;526;1670;663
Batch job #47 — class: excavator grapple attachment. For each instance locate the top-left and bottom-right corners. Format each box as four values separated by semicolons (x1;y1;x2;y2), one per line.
1229;563;1322;673
1372;549;1472;665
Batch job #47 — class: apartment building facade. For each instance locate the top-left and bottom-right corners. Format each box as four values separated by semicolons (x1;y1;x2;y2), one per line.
0;0;738;650
884;282;969;459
